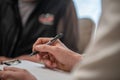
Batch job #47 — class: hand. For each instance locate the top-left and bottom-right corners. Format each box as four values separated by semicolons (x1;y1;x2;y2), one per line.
0;67;36;80
33;38;82;71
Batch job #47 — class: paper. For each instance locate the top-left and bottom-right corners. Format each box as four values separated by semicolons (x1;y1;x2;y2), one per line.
0;60;70;80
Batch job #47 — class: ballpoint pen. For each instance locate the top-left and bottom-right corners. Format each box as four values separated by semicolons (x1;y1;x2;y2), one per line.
29;33;63;56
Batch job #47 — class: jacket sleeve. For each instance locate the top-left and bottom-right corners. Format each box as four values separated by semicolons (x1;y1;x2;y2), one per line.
57;0;80;53
71;0;120;80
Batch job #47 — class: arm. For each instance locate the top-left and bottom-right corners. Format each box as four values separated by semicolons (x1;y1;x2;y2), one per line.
71;0;120;80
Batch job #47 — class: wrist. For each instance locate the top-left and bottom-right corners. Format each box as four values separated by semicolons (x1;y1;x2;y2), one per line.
59;51;82;72
69;52;82;71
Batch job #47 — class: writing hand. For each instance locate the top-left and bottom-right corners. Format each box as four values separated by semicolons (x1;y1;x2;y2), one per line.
33;38;81;71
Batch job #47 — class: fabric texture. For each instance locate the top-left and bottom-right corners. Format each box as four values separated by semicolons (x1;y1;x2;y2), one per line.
71;0;120;80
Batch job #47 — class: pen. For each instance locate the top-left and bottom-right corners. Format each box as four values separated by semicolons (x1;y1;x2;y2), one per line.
29;33;63;56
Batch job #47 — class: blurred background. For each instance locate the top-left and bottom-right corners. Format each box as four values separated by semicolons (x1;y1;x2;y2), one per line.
73;0;102;52
73;0;101;26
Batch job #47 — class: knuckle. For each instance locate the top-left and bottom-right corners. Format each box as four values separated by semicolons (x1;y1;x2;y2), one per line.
37;38;41;41
53;46;60;51
42;45;47;49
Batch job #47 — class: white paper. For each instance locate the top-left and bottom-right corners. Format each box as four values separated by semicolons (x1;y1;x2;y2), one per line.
0;60;70;80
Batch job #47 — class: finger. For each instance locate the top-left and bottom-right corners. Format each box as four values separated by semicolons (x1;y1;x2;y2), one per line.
34;45;56;55
35;38;52;45
42;54;57;69
42;54;55;63
42;54;49;59
3;67;22;72
43;59;54;69
48;54;56;63
0;71;4;78
0;71;15;80
52;63;57;68
38;52;48;60
32;38;52;51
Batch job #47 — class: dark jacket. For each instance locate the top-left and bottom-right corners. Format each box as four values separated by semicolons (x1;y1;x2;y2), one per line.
0;0;79;58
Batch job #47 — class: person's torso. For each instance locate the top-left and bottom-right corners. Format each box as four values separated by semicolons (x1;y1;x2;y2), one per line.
0;0;69;57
